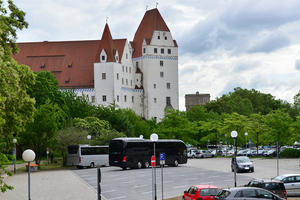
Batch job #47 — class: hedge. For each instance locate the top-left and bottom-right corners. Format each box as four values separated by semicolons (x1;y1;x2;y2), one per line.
280;148;300;158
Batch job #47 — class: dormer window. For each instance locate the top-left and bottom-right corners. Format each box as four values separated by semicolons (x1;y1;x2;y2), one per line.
143;48;146;54
165;36;167;40
116;56;119;62
101;56;105;61
68;64;72;68
40;64;46;69
158;36;160;39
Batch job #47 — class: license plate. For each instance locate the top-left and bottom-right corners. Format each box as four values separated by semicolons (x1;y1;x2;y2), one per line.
245;167;249;170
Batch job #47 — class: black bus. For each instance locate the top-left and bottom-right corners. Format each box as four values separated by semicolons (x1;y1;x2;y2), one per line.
109;137;187;169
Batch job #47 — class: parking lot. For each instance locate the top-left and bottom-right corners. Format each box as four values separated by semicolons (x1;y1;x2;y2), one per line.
73;158;300;200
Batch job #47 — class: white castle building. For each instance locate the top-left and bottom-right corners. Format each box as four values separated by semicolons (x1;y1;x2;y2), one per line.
14;8;178;121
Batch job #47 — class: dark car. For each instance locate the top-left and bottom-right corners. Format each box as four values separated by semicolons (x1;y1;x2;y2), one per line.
231;156;254;173
245;179;287;199
216;187;285;200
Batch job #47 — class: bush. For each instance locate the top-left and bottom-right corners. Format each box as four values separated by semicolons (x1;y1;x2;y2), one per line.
280;148;300;158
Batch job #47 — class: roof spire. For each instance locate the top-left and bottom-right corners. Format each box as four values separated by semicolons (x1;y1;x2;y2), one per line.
156;1;159;8
106;16;109;24
146;5;148;11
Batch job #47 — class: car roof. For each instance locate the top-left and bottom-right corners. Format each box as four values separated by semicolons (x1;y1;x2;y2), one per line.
275;174;300;178
193;185;218;189
250;178;283;183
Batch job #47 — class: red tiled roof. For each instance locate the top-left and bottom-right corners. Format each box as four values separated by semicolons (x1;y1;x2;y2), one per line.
132;8;170;58
13;26;127;88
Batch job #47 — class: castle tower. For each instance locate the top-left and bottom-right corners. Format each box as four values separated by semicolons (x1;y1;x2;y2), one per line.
131;8;179;120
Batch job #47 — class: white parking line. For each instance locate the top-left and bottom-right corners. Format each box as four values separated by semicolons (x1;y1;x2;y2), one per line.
102;190;117;194
142;191;152;195
133;184;148;188
109;196;127;200
173;185;188;189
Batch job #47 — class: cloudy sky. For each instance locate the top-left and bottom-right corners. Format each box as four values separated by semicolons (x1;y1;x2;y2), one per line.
14;0;300;110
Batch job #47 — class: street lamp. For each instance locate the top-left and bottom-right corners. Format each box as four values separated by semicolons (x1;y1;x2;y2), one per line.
13;138;17;174
150;133;158;200
225;134;227;156
231;130;238;187
22;149;36;200
245;132;248;156
87;135;91;145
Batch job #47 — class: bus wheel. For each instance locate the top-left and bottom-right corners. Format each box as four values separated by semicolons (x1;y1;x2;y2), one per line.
173;160;179;167
77;166;83;169
144;161;150;168
137;161;142;169
90;162;95;168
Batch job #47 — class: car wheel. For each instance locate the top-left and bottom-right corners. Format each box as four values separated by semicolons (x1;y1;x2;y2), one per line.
90;162;95;168
251;168;254;172
192;155;195;159
137;161;142;169
144;161;150;168
174;160;179;167
122;167;127;170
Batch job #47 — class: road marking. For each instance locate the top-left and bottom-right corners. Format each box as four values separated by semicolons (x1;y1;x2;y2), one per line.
223;179;233;182
102;190;117;194
134;184;148;188
109;196;127;200
173;185;188;189
142;191;152;195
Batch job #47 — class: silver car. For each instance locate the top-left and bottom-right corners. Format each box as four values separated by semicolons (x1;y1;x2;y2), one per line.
273;174;300;197
216;187;285;200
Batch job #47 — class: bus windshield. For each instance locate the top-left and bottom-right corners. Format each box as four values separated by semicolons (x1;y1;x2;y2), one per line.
109;140;123;154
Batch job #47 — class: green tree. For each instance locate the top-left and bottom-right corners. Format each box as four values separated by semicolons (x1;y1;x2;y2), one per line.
20;101;67;163
264;109;293;146
0;0;31;192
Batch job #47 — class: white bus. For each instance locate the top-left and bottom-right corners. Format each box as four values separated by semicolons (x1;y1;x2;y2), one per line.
66;145;109;169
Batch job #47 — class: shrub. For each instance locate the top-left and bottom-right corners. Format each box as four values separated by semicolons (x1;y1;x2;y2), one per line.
280;148;300;158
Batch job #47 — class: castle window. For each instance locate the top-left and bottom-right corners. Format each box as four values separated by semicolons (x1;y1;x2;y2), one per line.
154;117;157;121
102;73;106;80
154;84;156;89
102;95;107;102
91;96;95;103
117;95;119;102
154;98;157;103
143;48;146;54
40;64;46;69
160;72;164;78
129;67;131;73
126;79;128;85
167;82;171;89
154;48;157;54
68;64;72;68
126;66;128;72
124;95;127;102
131;80;132;86
126;53;128;59
65;80;69;83
158;35;160;39
117;73;119;80
136;62;139;68
122;78;124;85
168;49;171;54
160;60;163;66
102;56;105;61
122;65;124;72
161;48;164;54
165;36;167;40
166;97;171;106
132;96;134;103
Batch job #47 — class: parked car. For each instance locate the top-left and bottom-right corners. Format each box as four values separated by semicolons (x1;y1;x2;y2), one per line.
245;178;287;199
263;149;276;157
188;149;200;158
198;150;214;158
183;185;220;200
216;187;285;200
231;156;254;173
272;174;300;197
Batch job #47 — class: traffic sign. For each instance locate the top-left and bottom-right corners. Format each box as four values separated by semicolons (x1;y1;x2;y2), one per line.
46;147;49;154
160;153;165;165
249;138;251;143
151;155;156;167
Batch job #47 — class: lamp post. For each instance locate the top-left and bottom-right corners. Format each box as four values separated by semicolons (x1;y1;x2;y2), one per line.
87;135;91;145
13;138;17;174
225;134;227;156
231;130;238;187
245;132;248;156
22;149;36;200
150;133;158;200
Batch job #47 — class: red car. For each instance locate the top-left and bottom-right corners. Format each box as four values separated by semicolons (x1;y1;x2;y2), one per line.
183;185;220;200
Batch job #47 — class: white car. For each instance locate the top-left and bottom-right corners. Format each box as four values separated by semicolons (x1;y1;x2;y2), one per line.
273;174;300;196
187;149;199;158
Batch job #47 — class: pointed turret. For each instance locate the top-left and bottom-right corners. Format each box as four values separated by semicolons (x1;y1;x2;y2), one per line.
132;8;171;58
100;23;115;62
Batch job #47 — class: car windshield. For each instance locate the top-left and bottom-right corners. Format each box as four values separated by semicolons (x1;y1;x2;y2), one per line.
273;175;285;181
237;157;251;163
200;189;220;196
217;190;230;199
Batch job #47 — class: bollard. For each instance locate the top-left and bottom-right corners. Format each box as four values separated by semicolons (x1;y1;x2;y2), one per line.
97;167;101;200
